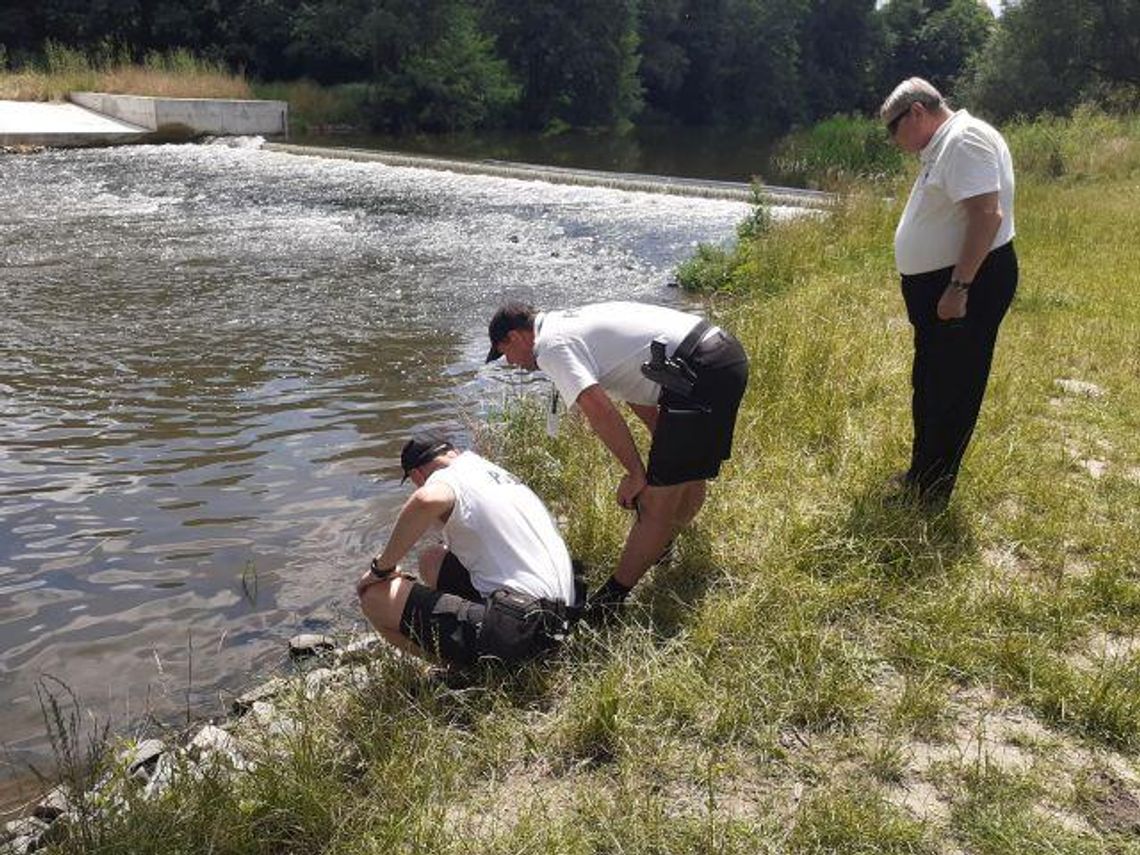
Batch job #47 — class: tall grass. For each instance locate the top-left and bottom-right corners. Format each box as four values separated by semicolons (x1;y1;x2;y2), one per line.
251;80;371;133
38;111;1140;853
0;41;251;101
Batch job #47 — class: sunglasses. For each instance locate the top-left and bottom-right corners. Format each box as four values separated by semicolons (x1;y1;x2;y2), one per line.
886;104;912;137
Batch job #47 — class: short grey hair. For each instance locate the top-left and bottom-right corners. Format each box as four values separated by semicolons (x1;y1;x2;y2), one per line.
879;77;946;122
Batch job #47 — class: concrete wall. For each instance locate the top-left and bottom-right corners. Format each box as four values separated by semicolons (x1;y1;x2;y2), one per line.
69;93;288;138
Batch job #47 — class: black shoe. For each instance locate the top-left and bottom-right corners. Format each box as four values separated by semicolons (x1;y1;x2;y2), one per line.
583;577;631;626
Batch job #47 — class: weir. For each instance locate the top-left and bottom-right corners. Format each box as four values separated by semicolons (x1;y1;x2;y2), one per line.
264;141;835;209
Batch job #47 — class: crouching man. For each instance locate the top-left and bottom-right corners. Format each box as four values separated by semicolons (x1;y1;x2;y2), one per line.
357;434;580;666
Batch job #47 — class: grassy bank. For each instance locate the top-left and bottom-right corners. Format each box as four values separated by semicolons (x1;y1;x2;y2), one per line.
0;43;251;101
30;111;1140;853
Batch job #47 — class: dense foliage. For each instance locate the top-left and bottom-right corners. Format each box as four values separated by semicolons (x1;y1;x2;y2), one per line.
0;0;1136;131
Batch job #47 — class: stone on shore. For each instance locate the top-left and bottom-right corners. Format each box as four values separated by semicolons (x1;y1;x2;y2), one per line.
288;633;336;659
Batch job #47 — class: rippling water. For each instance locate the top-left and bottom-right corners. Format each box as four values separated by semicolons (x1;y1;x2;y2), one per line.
0;139;751;782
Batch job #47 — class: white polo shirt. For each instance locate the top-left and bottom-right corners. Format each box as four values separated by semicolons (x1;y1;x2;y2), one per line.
427;451;574;604
534;302;702;407
894;110;1016;276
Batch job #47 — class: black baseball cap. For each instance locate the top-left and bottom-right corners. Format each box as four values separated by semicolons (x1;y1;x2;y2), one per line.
485;301;536;363
400;434;454;483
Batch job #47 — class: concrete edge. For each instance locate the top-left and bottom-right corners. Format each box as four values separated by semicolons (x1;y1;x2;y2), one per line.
262;142;835;209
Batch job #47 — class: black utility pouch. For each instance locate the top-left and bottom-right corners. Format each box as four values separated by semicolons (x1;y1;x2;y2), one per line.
478;589;560;664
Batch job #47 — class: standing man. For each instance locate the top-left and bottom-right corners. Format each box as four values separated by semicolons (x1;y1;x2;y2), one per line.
357;434;579;666
485;300;748;614
881;77;1018;507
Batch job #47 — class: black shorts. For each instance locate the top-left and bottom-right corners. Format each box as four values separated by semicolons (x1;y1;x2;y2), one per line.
398;552;567;666
398;552;485;666
646;328;749;486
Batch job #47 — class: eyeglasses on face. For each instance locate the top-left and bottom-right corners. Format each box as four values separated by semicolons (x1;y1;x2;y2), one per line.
886;103;912;137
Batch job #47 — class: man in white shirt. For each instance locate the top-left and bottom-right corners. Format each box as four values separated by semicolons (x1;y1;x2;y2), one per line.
485;301;748;615
356;434;578;665
881;77;1018;507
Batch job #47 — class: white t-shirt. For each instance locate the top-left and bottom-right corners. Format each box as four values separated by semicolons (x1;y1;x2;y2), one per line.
427;451;574;603
534;302;702;407
894;110;1016;276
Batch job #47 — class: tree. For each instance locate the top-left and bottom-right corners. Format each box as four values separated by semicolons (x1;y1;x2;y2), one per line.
489;0;643;129
960;0;1139;119
872;0;994;100
369;0;519;131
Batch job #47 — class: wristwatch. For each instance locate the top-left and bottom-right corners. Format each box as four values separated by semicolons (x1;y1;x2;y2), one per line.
369;557;397;580
950;279;971;293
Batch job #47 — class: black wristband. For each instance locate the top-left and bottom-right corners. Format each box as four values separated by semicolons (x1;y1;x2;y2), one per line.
950;279;971;292
369;557;397;580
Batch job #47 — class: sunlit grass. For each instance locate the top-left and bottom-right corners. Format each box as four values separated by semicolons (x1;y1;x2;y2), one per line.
37;113;1140;853
0;43;252;101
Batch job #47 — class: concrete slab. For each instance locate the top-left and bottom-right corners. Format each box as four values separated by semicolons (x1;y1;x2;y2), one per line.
0;99;148;146
70;93;288;138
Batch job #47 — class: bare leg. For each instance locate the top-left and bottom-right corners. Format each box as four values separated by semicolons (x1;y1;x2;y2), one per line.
613;483;688;589
676;480;707;529
358;576;435;662
418;544;447;588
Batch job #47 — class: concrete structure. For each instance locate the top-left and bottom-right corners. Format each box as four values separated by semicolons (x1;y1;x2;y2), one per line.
0;94;287;148
70;92;287;139
0;99;147;147
264;142;836;209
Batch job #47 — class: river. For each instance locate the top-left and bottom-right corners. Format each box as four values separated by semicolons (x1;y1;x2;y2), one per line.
0;139;760;798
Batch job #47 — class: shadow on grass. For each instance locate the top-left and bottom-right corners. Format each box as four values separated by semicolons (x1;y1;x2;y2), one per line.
797;483;979;588
637;526;724;638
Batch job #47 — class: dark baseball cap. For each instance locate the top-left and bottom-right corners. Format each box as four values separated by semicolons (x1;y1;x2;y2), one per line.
485;301;536;363
400;434;454;483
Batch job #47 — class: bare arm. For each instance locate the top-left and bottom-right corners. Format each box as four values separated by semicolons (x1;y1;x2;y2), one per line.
937;191;1003;320
628;402;659;435
358;481;455;595
575;384;647;508
953;191;1003;284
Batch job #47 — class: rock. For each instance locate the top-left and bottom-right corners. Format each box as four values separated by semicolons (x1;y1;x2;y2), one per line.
304;668;336;699
189;725;247;770
1;818;48;854
1055;378;1105;398
142;753;178;800
1080;458;1108;479
288;633;335;659
121;738;167;779
31;786;72;822
232;677;289;714
250;701;298;740
334;634;383;666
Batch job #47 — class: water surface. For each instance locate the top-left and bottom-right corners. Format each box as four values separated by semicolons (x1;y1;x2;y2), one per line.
0;139;754;789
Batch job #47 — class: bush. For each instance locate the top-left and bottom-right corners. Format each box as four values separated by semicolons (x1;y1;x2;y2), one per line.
1004;105;1140;181
770;114;904;190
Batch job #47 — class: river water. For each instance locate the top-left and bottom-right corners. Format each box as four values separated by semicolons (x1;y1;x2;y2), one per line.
0;139;755;790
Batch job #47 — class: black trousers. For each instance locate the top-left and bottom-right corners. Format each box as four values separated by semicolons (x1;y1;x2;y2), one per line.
901;241;1018;501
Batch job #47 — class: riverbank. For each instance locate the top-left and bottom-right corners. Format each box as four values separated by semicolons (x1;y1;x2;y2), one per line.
11;110;1139;853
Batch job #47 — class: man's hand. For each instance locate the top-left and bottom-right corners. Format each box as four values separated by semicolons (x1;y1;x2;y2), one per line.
356;568;388;599
617;470;647;510
937;285;968;320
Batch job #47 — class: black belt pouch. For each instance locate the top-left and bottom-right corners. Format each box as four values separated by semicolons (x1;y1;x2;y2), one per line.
478;589;560;663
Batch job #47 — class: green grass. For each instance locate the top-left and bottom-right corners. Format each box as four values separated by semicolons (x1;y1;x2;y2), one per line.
0;42;252;101
36;111;1140;853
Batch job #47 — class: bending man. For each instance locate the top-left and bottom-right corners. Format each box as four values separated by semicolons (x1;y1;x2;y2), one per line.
357;434;578;666
486;300;748;613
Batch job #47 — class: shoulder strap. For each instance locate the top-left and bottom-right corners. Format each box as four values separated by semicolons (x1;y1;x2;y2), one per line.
673;319;711;365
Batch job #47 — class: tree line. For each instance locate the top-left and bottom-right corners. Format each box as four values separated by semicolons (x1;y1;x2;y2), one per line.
1;0;1136;133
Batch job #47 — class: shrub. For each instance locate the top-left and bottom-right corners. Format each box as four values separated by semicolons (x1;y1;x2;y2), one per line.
770;114;904;190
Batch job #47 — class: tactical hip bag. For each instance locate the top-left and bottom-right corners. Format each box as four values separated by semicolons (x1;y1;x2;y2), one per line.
478;589;573;664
